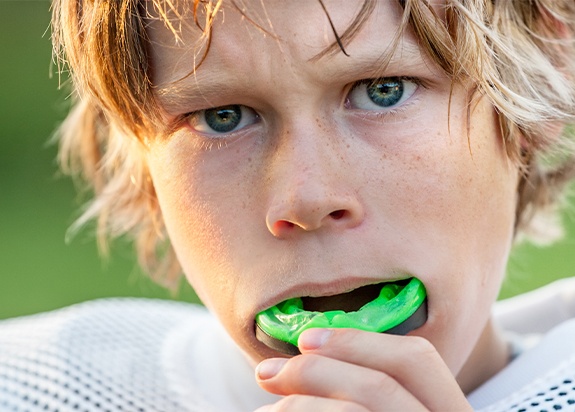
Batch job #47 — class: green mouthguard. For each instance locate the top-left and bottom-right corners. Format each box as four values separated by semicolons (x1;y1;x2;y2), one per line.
255;277;427;354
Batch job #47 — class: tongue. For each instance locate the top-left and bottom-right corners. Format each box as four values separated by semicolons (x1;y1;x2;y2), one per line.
301;283;383;313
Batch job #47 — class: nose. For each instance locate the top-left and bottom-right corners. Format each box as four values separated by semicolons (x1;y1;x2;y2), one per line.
265;125;365;238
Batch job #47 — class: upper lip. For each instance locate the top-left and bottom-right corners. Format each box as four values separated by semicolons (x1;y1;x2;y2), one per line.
256;275;412;314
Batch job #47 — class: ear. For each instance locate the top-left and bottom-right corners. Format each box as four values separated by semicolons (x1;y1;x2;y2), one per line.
518;122;566;163
539;5;571;40
544;121;568;143
533;3;572;148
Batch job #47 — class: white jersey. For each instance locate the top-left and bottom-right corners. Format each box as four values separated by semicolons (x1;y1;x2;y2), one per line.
1;279;575;412
0;299;279;412
469;277;575;411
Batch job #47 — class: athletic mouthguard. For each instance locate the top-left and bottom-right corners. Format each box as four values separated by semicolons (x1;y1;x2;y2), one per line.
255;277;427;356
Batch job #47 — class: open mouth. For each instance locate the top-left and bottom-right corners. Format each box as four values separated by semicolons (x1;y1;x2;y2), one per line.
301;281;403;313
255;277;427;356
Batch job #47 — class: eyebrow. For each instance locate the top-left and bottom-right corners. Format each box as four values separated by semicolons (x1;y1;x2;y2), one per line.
309;39;429;82
155;39;427;114
155;72;238;114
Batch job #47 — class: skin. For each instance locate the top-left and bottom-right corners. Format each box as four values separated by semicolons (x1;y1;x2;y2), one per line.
144;0;519;409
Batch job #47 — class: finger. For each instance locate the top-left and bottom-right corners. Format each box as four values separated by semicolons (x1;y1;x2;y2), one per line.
254;395;371;412
297;328;471;411
256;355;427;411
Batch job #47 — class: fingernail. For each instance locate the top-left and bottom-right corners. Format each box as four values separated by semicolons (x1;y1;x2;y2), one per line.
298;328;332;350
256;358;288;380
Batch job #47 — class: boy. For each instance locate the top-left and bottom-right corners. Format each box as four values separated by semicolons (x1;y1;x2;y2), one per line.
2;0;575;410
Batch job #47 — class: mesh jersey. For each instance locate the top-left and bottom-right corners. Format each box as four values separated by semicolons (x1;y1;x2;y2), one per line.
0;299;278;412
0;298;574;412
468;317;575;411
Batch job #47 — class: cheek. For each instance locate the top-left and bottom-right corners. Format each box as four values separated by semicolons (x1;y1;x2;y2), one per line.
350;97;517;372
146;144;232;307
407;107;518;372
146;133;269;312
366;106;516;260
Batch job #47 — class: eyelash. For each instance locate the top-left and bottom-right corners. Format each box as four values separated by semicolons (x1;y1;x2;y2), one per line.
345;76;423;115
178;76;425;150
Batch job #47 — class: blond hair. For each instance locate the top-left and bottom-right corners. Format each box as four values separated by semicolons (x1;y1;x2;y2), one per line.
51;0;575;288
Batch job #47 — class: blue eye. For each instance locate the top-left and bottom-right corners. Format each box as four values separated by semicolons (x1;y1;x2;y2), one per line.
187;105;259;135
348;77;418;111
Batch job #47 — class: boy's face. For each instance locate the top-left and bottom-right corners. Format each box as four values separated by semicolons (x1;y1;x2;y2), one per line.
145;0;519;375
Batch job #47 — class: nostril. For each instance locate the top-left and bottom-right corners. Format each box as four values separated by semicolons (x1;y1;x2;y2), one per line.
274;220;295;231
329;210;346;220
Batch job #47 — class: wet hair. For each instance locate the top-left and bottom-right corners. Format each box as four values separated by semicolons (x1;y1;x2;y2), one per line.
51;0;575;288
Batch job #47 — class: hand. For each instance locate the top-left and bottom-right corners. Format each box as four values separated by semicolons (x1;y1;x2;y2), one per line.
254;328;472;411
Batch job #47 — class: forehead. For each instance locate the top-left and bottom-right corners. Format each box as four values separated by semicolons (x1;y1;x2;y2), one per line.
144;1;429;84
145;1;396;50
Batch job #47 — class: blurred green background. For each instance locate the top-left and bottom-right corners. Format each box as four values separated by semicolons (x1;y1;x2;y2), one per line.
1;1;575;320
0;0;200;319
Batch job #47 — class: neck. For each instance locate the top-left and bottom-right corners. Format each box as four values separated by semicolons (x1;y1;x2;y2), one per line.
457;317;510;394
